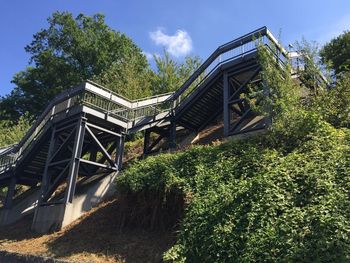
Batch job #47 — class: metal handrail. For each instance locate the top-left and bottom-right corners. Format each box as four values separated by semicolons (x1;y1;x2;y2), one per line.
0;84;174;172
0;27;288;174
168;27;288;107
0;144;17;152
86;80;174;105
0;88;85;172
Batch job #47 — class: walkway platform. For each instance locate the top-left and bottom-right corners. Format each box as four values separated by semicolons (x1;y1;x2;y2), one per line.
0;27;296;232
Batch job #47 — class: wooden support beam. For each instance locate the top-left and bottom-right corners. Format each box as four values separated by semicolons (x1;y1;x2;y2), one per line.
228;66;261;102
39;125;56;205
48;158;71;167
143;129;151;156
230;108;252;134
168;121;177;150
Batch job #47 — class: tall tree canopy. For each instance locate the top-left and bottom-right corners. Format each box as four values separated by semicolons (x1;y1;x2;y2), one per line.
0;12;151;120
320;30;350;76
150;51;201;94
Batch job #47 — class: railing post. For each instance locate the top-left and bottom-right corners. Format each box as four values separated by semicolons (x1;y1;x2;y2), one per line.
4;175;16;209
143;129;150;156
169;121;177;151
64;115;86;204
223;71;230;137
51;105;56;116
115;134;125;171
107;93;112;115
38;124;56;205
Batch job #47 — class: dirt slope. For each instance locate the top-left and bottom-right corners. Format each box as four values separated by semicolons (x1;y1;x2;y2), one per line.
0;198;174;263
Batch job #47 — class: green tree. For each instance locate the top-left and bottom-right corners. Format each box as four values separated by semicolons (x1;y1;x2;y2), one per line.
150;51;201;95
295;39;329;94
320;30;350;76
0;12;151;120
0;114;31;147
116;40;350;263
246;42;325;152
313;71;350;128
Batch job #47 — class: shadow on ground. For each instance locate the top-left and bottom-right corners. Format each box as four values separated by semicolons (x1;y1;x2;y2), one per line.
0;214;41;241
47;199;175;263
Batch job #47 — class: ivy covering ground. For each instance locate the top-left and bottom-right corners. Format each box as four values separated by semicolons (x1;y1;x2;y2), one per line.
1;17;350;261
117;123;350;262
116;44;350;262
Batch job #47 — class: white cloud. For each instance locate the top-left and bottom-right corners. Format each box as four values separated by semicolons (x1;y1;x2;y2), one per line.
142;51;161;61
142;51;154;60
149;28;193;57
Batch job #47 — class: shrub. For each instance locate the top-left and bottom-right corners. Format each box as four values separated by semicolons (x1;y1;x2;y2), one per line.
116;124;350;262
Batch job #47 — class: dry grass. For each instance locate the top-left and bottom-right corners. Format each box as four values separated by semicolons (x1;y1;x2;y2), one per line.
0;198;174;262
0;123;233;262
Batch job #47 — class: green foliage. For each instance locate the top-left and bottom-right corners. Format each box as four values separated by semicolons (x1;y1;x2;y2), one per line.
295;39;329;93
0;114;31;147
247;44;324;152
252;44;301;119
320;30;350;76
117;37;350;263
312;72;350;128
150;51;201;94
118;125;350;263
118;145;220;194
172;125;350;263
0;12;202;122
0;12;151;120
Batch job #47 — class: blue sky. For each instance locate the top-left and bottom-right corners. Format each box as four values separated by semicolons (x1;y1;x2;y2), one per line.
1;0;350;96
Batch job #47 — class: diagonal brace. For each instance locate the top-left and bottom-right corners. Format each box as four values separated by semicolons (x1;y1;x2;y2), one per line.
229;66;261;101
86;126;117;168
48;127;76;164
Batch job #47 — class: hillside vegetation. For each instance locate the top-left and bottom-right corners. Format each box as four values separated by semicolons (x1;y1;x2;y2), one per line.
115;45;350;262
117;123;350;262
1;12;350;263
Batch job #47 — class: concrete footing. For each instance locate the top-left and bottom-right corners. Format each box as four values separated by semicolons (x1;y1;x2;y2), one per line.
0;187;40;226
31;203;70;233
32;172;117;233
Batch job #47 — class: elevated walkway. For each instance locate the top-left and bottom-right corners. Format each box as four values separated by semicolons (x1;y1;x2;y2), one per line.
0;27;294;232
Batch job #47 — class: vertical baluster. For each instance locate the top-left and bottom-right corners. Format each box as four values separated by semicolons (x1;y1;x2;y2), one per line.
107;93;112;115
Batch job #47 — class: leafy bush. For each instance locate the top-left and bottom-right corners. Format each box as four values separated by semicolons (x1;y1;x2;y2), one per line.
312;72;350;128
116;41;350;262
0;114;31;147
117;124;350;262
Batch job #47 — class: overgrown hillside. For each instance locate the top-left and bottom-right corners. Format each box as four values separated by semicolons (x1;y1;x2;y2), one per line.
1;121;348;263
115;44;350;262
1;11;350;263
116;123;350;262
